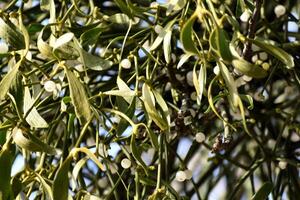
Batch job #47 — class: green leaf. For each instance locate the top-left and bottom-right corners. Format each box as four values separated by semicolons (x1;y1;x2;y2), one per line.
250;38;294;69
142;83;168;131
251;182;273;200
0;145;14;200
130;129;149;175
193;63;206;105
80;26;103;47
166;0;187;16
71;157;88;190
65;68;92;125
163;30;172;63
116;96;136;136
218;61;239;109
53;156;72;200
117;76;134;103
0;60;21;102
180;13;199;55
10;72;24;115
71;147;105;171
209;27;233;61
232;58;268;79
152;89;170;126
150;19;176;51
53;33;79;60
79;48;113;71
0;18;25;50
37;27;53;58
12;127;58;155
35;173;54;200
23;86;48;128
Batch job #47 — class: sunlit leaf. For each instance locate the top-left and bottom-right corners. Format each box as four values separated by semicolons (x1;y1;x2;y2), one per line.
150;19;176;51
0;60;21;102
53;33;79;60
232;58;268;79
0;18;25;49
12;127;58;154
23;87;48;128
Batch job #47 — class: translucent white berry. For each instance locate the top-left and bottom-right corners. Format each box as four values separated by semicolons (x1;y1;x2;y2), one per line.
44;80;56;92
274;5;286;18
120;59;131;69
278;161;287;169
259;52;268;61
213;65;220;75
262;62;270;71
121;158;131;169
267;139;276;149
251;54;258;63
175;170;186;182
186;71;194;86
195;132;205;143
240;10;251;23
184;169;193;180
0;42;8;54
190;92;197;101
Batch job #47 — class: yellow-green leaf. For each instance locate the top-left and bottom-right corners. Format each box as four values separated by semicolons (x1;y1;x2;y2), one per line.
23;87;48;128
0;145;14;200
232;58;267;79
180;13;199;55
250;38;294;69
142;83;168;131
53;156;72;200
0;60;21;102
0;18;25;50
209;27;233;61
12;127;58;155
65;68;92;125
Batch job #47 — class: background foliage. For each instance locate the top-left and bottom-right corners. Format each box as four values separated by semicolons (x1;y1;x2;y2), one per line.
0;0;300;199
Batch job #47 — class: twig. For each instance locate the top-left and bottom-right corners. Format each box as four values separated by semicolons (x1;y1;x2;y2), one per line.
242;0;263;61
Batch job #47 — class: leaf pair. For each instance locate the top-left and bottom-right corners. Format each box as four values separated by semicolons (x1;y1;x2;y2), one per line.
52;147;105;199
142;83;170;131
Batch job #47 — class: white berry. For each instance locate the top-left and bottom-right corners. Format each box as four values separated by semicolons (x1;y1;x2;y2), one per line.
213;65;220;75
195;132;205;143
175;170;186;182
278;161;287;169
259;52;268;61
44;80;56;92
240;10;251;23
0;42;8;54
120;59;131;69
186;71;194;86
121;158;131;169
274;5;286;18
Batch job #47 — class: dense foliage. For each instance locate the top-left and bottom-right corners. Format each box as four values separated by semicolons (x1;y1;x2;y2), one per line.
0;0;300;199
